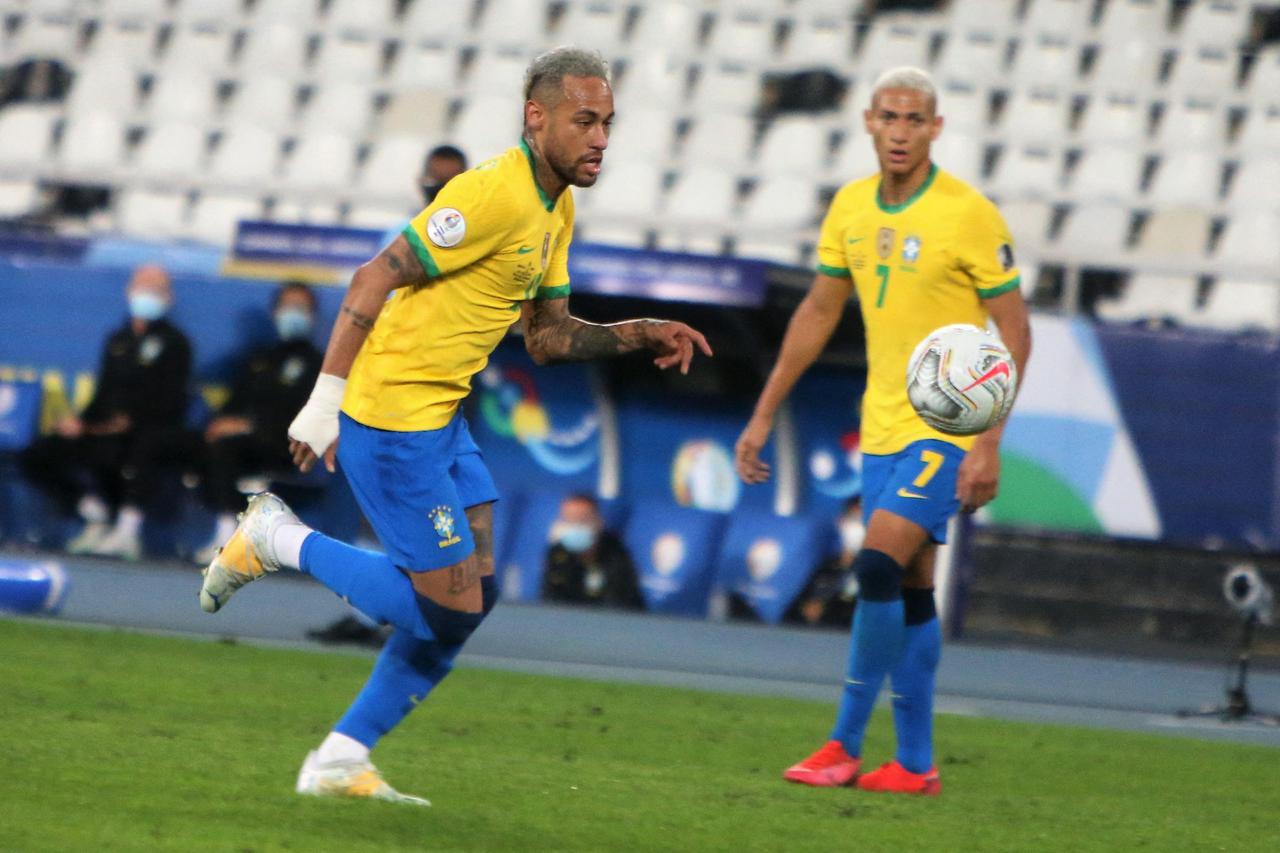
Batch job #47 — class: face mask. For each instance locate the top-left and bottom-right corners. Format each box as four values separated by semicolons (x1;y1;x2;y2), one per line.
275;308;314;341
839;519;865;554
128;292;168;321
556;522;597;554
422;182;444;205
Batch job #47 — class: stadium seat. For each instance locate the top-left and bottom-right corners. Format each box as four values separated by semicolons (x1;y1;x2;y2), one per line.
400;0;476;41
1096;0;1171;43
186;193;264;247
132;121;208;181
377;90;451;138
250;0;319;25
997;198;1053;252
1214;212;1280;270
778;14;854;69
947;0;1020;35
237;23;309;79
1225;157;1280;211
146;70;219;123
1088;38;1163;95
661;166;738;228
754;117;830;178
997;89;1072;144
624;504;727;617
208;123;281;185
0;106;56;170
158;25;235;75
858;23;932;81
599;106;677;166
0;180;40;220
224;75;299;132
654;229;723;256
66;58;139;118
1235;104;1280;152
84;21;159;71
324;0;396;36
704;8;776;64
1246;48;1280;105
300;82;374;137
934;30;1007;87
280;133;357;193
1177;0;1252;46
988;145;1060;198
1094;272;1198;324
740;177;818;231
270;199;342;225
175;0;245;27
733;237;803;266
1008;34;1082;89
1135;208;1211;264
933;84;990;136
1197;279;1280;333
681;113;755;170
312;34;384;84
1066;146;1145;203
1053;203;1133;259
475;0;552;51
1076;94;1149;145
1164;46;1237;99
6;13;80;61
387;43;461;93
358;135;428;202
346;204;412;229
116;189;190;240
451;95;523;163
465;49;532;97
59;112;128;177
614;54;687;109
1020;0;1093;38
1144;151;1222;207
714;509;831;625
101;0;170;21
555;1;630;56
1154;99;1227;150
930;131;985;186
629;1;703;58
579;222;651;250
687;63;763;117
582;161;663;222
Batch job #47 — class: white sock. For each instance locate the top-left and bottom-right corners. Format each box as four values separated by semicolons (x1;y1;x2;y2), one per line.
271;522;313;570
316;731;369;765
78;495;109;524
212;513;238;544
114;505;144;537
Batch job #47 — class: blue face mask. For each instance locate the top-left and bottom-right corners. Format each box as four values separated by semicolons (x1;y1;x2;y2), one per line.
128;292;168;321
557;522;597;554
275;308;314;341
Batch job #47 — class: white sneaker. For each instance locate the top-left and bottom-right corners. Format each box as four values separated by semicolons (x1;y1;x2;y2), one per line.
89;527;142;561
295;751;430;806
198;492;298;614
66;522;110;555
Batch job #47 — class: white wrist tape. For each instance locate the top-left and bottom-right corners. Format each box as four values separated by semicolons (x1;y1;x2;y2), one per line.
287;373;346;458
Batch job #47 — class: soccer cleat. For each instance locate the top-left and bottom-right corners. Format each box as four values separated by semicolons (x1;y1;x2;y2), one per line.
295;751;430;806
855;760;941;796
66;522;110;555
782;740;861;787
89;527;142;561
198;492;298;613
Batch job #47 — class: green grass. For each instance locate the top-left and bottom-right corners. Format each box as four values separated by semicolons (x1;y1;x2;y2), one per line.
1;620;1277;853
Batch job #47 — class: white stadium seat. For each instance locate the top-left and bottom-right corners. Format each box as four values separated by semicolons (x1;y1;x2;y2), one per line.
209;123;281;185
998;89;1072;144
8;14;80;61
388;43;461;93
630;1;703;58
1225;158;1280;211
465;49;530;98
1145;151;1222;207
1067;146;1145;203
346;204;413;229
451;95;523;163
85;21;159;71
1164;46;1236;98
934;84;990;136
187;193;265;247
556;2;630;56
475;0;552;51
989;145;1060;198
147;70;219;123
270;199;343;225
238;23;309;79
59;112;128;176
661;167;738;227
358;135;430;201
681;113;755;170
225;76;298;132
66;59;139;118
1053;203;1132;258
1247;48;1280;105
582;161;664;221
1088;38;1163;95
934;30;1007;87
1235;104;1280;152
1198;279;1280;333
132;122;207;181
1095;273;1198;324
378;90;451;138
1097;0;1171;43
704;9;776;64
740;177;818;231
0;179;41;220
0;105;57;170
779;15;854;70
312;35;384;84
600;106;678;166
734;237;804;266
754;117;829;178
1008;35;1082;89
1135;208;1211;264
931;132;985;186
1214;212;1280;270
1154;99;1227;151
614;54;687;109
688;63;762;116
101;0;170;21
159;26;235;75
1076;94;1148;145
401;0;476;41
280;133;357;192
858;23;931;81
830;130;881;182
300;82;374;137
324;0;397;36
251;0;320;25
1178;0;1252;46
116;189;190;240
1021;0;1093;39
582;222;652;250
947;0;1019;35
997;199;1053;252
176;0;246;27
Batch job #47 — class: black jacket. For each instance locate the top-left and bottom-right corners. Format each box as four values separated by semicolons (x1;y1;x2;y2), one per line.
220;339;322;439
542;531;644;609
81;319;191;430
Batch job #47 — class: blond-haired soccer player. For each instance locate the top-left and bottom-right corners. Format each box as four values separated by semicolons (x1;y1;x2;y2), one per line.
735;68;1031;796
197;47;711;805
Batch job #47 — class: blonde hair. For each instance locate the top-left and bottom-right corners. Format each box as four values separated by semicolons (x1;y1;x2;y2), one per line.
870;66;937;111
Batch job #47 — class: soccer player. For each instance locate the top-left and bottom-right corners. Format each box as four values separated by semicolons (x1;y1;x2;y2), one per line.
197;47;711;805
734;67;1031;796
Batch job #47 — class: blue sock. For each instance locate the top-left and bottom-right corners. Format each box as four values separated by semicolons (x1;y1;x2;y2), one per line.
299;532;434;640
891;587;941;774
830;549;905;757
333;577;498;750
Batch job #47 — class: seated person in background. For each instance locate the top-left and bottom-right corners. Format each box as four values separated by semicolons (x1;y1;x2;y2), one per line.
419;144;468;206
193;282;322;563
784;496;864;628
21;264;191;559
542;493;643;609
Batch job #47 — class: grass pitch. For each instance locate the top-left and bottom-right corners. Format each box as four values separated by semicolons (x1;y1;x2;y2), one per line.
2;620;1277;853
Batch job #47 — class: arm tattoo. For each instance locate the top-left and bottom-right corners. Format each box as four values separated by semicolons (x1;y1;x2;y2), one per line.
341;305;376;331
447;561;480;595
526;301;649;363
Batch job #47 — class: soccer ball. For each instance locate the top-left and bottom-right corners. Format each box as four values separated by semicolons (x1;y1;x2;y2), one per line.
905;323;1017;436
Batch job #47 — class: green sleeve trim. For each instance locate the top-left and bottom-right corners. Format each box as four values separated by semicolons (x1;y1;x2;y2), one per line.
816;263;852;279
535;283;571;300
402;225;441;279
978;276;1021;299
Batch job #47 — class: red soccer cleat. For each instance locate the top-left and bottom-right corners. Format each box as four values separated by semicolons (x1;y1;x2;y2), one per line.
855;760;941;796
782;740;861;787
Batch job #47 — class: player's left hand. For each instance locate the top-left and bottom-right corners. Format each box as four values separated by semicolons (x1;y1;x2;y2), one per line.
956;441;1000;513
644;321;713;374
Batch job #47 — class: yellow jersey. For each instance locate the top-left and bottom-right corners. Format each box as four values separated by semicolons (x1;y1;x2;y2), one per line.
343;140;574;431
815;164;1020;455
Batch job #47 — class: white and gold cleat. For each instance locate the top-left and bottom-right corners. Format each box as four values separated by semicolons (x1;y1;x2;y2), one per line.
198;492;298;613
295;751;430;806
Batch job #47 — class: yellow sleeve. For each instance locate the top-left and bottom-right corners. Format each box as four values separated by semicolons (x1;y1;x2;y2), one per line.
956;196;1021;299
402;171;515;279
814;189;852;279
536;194;573;301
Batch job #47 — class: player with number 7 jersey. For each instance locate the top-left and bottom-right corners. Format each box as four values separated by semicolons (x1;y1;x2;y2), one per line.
734;67;1031;796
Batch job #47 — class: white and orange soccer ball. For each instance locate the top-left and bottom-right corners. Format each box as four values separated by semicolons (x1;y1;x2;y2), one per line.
905;323;1017;436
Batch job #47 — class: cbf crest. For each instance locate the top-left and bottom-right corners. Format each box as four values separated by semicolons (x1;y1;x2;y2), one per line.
429;505;462;548
903;235;922;263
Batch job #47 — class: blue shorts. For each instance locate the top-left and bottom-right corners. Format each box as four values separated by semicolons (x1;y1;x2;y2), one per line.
337;411;500;572
861;439;965;543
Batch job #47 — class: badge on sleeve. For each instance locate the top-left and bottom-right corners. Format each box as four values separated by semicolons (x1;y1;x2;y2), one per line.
427;208;467;248
998;243;1015;272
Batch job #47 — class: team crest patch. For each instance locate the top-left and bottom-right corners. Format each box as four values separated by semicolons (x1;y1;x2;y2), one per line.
426;207;466;248
877;227;895;260
903;235;922;263
429;505;462;548
998;243;1015;272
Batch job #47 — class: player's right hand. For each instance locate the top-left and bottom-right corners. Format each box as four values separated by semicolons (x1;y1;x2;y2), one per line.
734;416;773;484
287;373;346;473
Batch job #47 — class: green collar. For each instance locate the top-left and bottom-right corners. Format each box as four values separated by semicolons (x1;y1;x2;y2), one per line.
876;162;937;214
519;138;557;212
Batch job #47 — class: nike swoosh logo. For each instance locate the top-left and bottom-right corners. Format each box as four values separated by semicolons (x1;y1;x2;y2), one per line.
896;487;928;500
846;237;864;244
515;246;535;254
960;361;1010;393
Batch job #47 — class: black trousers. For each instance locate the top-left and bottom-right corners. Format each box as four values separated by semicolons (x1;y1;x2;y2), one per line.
203;431;294;513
